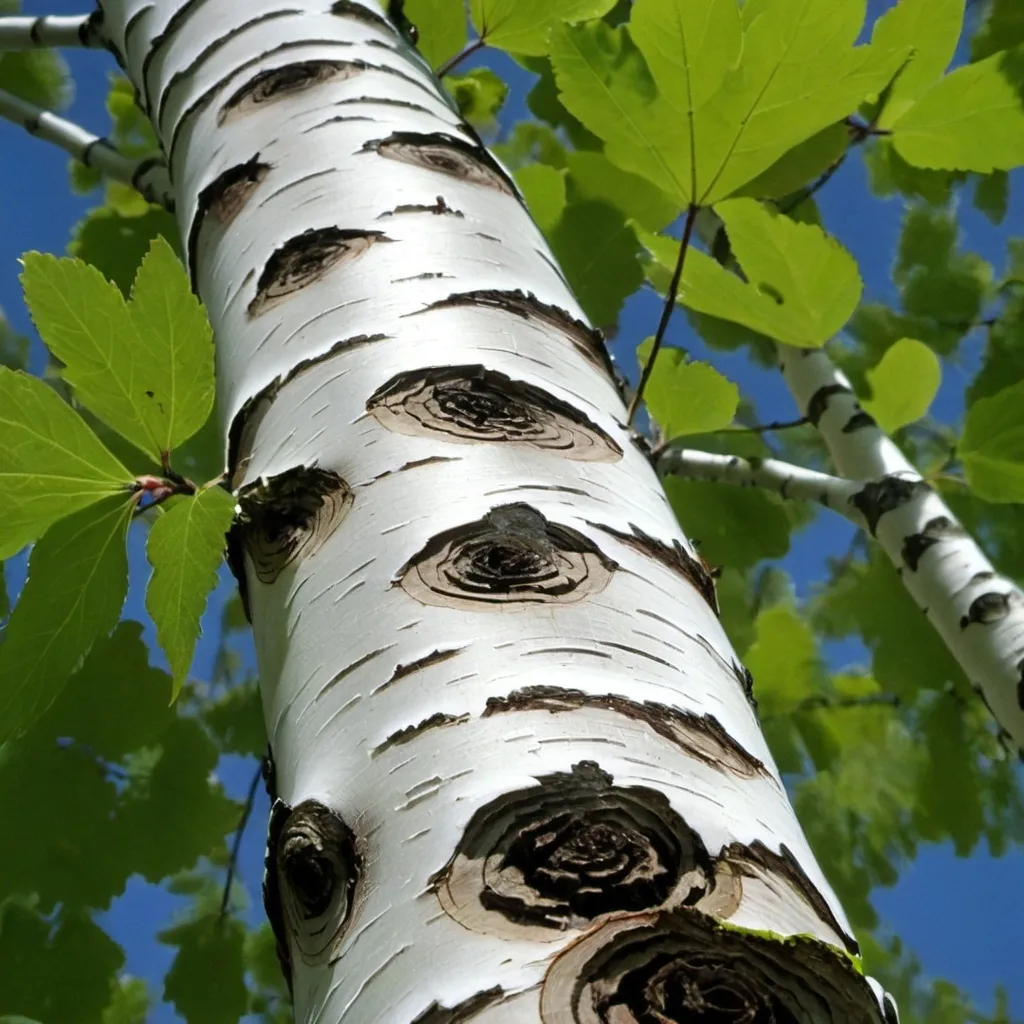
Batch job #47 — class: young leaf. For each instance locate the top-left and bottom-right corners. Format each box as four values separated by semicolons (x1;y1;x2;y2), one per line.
889;47;1024;173
20;236;214;464
870;0;963;127
0;367;132;560
743;604;819;717
513;164;567;232
566;150;678;232
471;0;616;56
862;338;941;433
636;343;738;440
0;495;132;740
960;379;1024;503
446;68;508;128
642;200;862;348
550;0;907;205
405;0;467;69
146;486;235;699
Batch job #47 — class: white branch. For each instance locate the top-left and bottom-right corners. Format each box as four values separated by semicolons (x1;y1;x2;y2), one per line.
657;447;866;522
778;344;1024;752
0;14;104;49
0;88;172;208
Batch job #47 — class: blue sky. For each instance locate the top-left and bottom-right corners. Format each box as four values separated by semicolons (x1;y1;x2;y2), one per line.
1;0;1023;1019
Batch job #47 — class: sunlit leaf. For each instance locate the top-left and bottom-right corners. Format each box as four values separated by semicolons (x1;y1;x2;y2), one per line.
0;367;132;560
961;379;1024;502
446;67;508;128
472;0;617;56
406;0;467;69
862;338;941;433
146;486;235;698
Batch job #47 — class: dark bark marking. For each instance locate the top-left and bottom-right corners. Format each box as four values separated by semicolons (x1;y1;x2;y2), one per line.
234;466;353;584
411;987;507;1024
732;660;757;710
483;685;769;779
842;410;877;433
362;130;518;196
188;157;271;283
228;333;388;486
372;712;470;756
432;761;713;937
330;0;396;34
593;639;674;668
367;364;622;461
398;503;617;609
960;591;1016;629
370;455;460;483
377;196;465;218
849;475;929;535
589;521;718;615
805;383;853;426
219;59;363;124
374;646;467;694
248;226;388;318
333;94;436;117
319;644;397;699
541;906;881;1024
264;798;361;969
522;646;613;659
144;0;207;111
413;289;615;381
901;515;966;571
717;840;859;955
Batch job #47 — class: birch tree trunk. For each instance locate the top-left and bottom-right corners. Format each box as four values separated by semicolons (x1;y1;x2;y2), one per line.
97;0;897;1020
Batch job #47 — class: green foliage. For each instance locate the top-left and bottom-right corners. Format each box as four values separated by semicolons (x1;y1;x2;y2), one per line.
160;915;248;1024
0;1;69;109
146;487;235;696
861;338;941;433
644;200;862;348
446;68;508;128
21;237;215;462
961;379;1024;502
550;0;905;206
471;0;616;56
636;341;738;440
406;0;467;68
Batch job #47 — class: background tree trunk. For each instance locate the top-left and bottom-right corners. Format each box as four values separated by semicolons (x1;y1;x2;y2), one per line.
98;0;896;1019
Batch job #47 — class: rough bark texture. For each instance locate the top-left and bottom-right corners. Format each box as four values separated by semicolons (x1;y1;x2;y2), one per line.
97;0;895;1020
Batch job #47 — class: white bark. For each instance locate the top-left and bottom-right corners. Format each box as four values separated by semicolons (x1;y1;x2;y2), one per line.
0;87;171;206
94;0;896;1020
779;345;1024;752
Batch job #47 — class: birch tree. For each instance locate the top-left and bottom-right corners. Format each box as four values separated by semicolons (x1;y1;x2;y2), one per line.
0;0;1023;1022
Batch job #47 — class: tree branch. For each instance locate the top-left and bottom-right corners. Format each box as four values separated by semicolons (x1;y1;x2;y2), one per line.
437;37;486;78
629;202;699;426
777;345;1024;752
0;13;104;49
0;88;173;208
657;447;866;522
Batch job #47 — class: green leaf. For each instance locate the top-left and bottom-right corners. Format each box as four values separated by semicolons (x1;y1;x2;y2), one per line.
744;604;819;718
472;0;617;56
549;200;642;327
863;137;958;204
862;339;941;433
565;150;678;231
515;164;567;232
405;0;467;69
870;0;962;127
0;367;132;560
0;495;132;740
161;915;247;1024
890;47;1024;172
146;486;235;698
972;0;1024;62
636;343;738;440
550;2;907;205
643;200;862;348
445;67;508;128
21;236;215;462
973;171;1009;225
732;123;849;201
960;379;1024;502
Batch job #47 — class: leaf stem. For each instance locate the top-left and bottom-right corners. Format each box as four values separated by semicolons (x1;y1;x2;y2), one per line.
437;37;486;78
628;202;699;426
219;763;263;920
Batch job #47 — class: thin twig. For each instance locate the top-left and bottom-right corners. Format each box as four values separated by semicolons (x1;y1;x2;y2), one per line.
437;37;486;78
628;203;699;426
220;763;263;919
713;416;809;435
0;88;172;208
0;12;104;49
778;152;849;215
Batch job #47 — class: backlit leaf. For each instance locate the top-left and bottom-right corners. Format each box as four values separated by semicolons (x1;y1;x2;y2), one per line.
146;486;235;698
472;0;617;56
0;367;132;560
446;67;508;128
0;495;132;740
862;339;941;433
21;236;214;462
406;0;467;69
